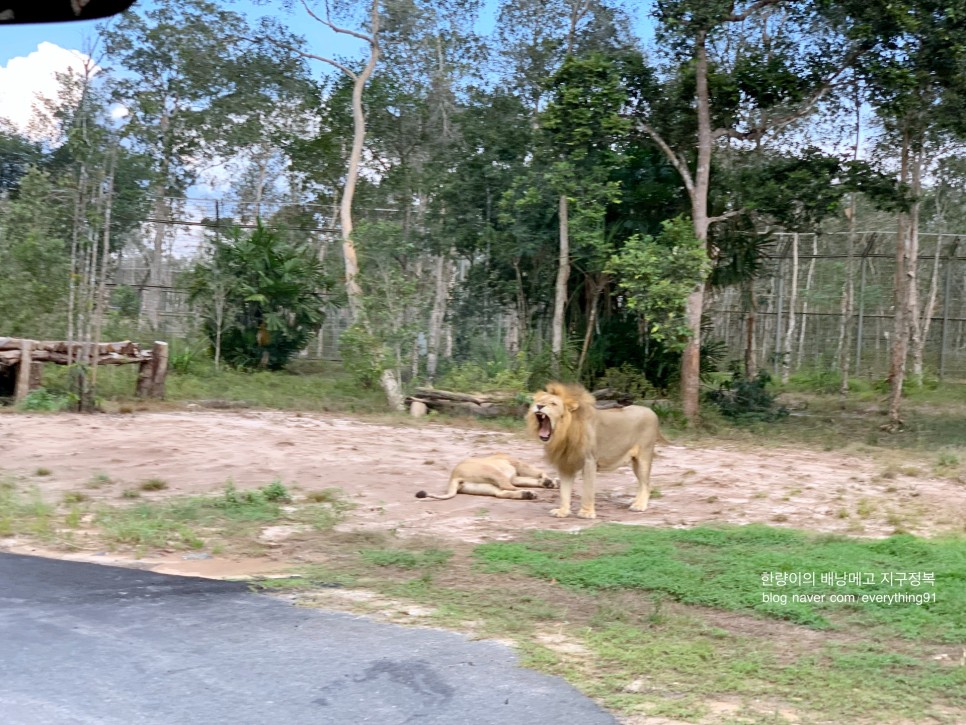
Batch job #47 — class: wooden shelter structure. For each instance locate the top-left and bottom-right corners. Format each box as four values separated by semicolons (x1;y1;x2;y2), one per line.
0;337;169;403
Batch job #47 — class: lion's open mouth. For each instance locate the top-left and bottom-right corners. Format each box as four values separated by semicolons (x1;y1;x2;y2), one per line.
535;412;552;442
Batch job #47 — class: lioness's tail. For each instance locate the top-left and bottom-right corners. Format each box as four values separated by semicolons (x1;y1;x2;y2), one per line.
415;489;458;500
415;477;460;501
657;431;671;445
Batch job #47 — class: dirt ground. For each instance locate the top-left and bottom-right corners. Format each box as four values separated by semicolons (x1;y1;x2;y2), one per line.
1;409;964;578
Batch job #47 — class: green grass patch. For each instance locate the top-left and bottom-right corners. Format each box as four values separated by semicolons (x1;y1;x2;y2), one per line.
281;532;965;724
50;359;390;413
0;482;56;538
475;524;966;642
360;547;453;569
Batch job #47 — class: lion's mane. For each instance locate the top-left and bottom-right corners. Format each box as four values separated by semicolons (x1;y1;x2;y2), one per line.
527;382;597;477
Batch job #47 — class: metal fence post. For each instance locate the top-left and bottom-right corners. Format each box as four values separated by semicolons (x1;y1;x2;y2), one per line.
773;245;784;376
938;238;958;380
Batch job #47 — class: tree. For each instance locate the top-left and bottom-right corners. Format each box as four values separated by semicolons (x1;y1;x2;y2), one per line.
0;168;71;336
825;0;966;427
187;224;332;370
639;0;861;423
539;52;634;374
101;0;309;331
608;216;711;350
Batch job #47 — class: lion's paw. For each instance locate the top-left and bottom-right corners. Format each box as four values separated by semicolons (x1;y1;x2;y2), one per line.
522;491;537;500
550;508;570;518
542;477;559;489
629;503;649;512
576;509;597;520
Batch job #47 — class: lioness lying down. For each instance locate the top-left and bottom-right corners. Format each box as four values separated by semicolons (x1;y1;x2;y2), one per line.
527;382;667;519
415;454;559;501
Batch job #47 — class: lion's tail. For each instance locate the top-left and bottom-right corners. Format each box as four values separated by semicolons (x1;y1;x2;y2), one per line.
657;431;671;445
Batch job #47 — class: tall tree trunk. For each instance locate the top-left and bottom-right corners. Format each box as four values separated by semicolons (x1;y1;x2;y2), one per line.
681;30;715;424
906;148;925;387
141;111;171;332
66;163;87;366
89;149;117;397
796;234;818;370
743;277;758;379
912;233;942;382
838;88;861;397
141;185;168;331
837;203;857;397
551;193;570;376
340;6;380;323
426;251;453;381
887;128;913;428
781;233;799;383
577;278;602;379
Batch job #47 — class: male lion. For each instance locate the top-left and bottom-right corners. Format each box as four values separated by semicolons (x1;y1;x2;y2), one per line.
527;382;666;518
415;454;558;501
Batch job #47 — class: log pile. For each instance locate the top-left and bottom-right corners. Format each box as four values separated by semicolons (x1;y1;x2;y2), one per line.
0;337;168;402
406;388;524;418
405;386;639;418
0;338;148;366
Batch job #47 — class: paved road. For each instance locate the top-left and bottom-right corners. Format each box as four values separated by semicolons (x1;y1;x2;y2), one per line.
0;553;616;725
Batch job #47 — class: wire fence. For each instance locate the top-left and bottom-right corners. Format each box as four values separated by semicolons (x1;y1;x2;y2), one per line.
115;204;966;379
707;231;966;381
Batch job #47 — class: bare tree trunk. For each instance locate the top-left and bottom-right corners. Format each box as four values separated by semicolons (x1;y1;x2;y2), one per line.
426;251;452;381
838;90;861;397
678;31;715;424
551;194;571;376
66;164;86;366
743;278;758;379
90;149;117;397
577;279;602;379
338;4;381;323
887;129;913;428
795;234;818;370
214;301;223;371
781;234;799;384
837;205;857;397
912;234;942;383
906;149;925;387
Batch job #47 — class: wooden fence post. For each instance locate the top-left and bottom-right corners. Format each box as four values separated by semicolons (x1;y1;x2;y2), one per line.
135;341;169;399
150;341;168;399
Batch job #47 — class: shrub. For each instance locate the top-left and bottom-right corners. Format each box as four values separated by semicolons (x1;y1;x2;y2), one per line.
19;387;71;412
705;370;789;422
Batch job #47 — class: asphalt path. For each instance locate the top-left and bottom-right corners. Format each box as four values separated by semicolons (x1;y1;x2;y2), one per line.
0;552;617;725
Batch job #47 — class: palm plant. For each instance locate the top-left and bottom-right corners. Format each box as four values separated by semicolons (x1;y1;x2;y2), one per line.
188;222;332;370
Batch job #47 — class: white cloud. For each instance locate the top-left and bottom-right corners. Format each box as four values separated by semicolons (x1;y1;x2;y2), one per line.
0;42;97;138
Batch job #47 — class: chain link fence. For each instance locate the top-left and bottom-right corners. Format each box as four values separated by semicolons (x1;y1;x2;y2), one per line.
707;231;966;381
111;204;966;379
108;197;353;359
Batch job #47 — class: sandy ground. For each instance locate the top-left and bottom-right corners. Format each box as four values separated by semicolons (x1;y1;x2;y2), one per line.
1;409;964;578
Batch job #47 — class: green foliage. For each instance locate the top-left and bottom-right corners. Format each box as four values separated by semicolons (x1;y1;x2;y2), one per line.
706;370;789;422
437;351;532;394
259;480;292;503
594;363;657;401
476;524;966;641
609;216;710;350
187;223;332;370
338;323;385;389
0;167;70;337
19;388;72;412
